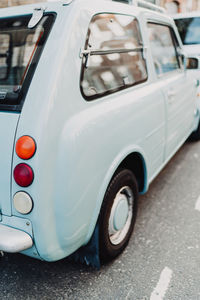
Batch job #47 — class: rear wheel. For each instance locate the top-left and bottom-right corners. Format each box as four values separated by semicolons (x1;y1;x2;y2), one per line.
99;169;138;262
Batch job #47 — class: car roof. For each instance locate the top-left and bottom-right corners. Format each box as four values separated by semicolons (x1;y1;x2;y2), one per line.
0;0;173;24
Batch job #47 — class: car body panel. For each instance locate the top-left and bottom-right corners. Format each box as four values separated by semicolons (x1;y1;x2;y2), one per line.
0;113;19;216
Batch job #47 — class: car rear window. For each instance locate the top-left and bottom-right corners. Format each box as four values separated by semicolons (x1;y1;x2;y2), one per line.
0;14;55;112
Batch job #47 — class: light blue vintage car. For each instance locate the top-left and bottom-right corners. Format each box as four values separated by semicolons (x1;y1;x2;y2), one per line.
0;0;199;268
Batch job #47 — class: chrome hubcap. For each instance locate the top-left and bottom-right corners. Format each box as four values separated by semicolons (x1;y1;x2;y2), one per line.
108;186;134;245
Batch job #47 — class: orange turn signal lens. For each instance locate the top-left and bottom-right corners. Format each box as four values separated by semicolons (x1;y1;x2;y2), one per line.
16;136;36;160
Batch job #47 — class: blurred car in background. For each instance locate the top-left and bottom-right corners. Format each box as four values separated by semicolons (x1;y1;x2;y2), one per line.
174;12;200;57
174;13;200;122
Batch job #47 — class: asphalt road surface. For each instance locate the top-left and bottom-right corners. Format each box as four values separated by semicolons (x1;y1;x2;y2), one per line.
1;140;200;300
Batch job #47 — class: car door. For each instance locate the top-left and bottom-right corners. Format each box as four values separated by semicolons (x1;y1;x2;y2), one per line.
147;22;196;161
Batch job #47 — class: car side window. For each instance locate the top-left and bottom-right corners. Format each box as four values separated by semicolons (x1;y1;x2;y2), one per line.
147;23;180;76
80;14;147;101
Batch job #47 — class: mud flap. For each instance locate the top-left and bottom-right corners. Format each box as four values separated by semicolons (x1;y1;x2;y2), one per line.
69;222;100;269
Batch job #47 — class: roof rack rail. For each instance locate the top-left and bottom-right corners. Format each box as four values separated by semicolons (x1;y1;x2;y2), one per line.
112;0;165;13
112;0;133;3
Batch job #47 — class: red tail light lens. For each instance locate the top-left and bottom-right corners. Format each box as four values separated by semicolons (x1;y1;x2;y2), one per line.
14;163;34;187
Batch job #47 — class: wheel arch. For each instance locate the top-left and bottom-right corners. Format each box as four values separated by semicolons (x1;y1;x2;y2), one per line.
112;152;147;194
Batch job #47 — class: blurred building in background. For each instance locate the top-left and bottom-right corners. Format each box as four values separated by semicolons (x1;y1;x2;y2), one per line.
147;0;200;12
161;0;200;13
0;0;200;13
0;0;41;8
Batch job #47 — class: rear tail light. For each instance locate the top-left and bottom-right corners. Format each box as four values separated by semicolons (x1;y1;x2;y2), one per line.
14;163;34;187
16;136;36;160
13;192;33;214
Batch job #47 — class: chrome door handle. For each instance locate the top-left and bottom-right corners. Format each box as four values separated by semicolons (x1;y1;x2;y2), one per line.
166;89;176;104
167;90;176;98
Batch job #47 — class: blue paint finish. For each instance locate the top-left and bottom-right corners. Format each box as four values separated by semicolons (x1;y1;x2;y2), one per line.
0;112;19;216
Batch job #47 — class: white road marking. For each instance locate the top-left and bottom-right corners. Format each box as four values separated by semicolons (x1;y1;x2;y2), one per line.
195;195;200;211
125;287;133;300
150;267;173;300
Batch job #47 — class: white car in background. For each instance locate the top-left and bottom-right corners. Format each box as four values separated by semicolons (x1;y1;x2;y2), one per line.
174;13;200;118
174;12;200;57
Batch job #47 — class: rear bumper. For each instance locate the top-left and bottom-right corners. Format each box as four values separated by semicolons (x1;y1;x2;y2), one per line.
0;224;33;253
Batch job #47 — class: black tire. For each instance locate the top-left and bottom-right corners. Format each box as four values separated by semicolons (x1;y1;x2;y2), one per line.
189;119;200;141
99;169;138;262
